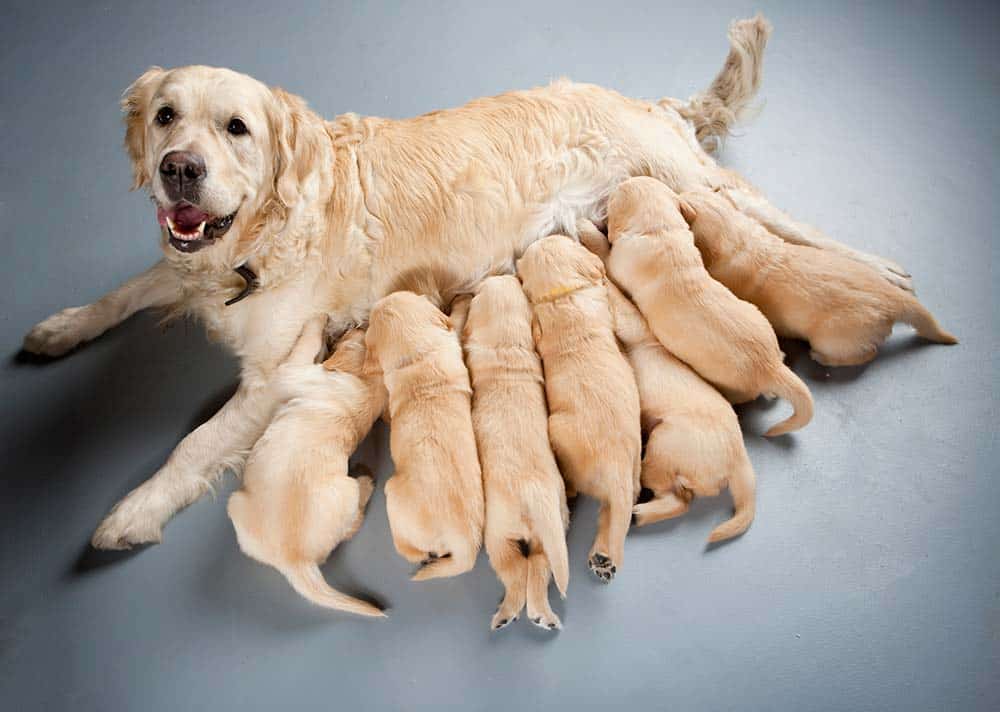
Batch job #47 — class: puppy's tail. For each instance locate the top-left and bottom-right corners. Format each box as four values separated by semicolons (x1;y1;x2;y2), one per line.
281;562;386;618
525;486;570;598
668;14;773;153
763;365;814;437
900;298;958;345
707;455;757;543
410;545;478;582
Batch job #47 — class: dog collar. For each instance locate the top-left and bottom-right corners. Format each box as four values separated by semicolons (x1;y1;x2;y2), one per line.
533;282;589;304
225;263;259;306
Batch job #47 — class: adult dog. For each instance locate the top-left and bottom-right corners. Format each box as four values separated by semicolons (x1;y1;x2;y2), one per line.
22;15;911;550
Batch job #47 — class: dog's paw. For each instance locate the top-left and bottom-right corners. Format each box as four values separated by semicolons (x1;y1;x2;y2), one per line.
588;552;616;583
862;253;913;293
528;611;562;631
91;488;167;550
23;306;93;357
490;611;519;631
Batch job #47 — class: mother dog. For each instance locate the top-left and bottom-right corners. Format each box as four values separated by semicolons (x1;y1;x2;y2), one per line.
23;15;911;550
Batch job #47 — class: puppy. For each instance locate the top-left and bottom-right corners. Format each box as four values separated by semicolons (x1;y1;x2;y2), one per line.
580;222;757;542
367;291;484;580
461;276;570;630
518;235;641;582
605;177;813;437
679;190;957;366
227;325;387;617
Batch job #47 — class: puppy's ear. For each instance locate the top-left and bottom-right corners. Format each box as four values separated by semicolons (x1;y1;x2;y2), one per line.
121;66;165;190
270;87;325;208
677;195;698;224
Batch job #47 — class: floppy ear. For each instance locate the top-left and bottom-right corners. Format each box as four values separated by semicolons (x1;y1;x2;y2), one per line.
677;194;698;224
270;87;325;208
121;66;165;190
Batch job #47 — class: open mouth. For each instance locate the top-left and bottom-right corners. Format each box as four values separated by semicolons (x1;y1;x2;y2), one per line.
157;203;238;253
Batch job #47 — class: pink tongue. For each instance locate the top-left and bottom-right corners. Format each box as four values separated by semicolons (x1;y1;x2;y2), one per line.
172;204;210;232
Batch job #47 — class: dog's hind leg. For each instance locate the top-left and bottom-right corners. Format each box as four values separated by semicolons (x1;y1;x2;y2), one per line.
588;490;630;583
632;491;691;527
341;468;376;542
525;552;561;630
486;538;529;631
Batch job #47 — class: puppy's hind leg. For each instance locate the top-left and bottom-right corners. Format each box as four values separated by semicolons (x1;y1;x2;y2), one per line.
341;466;376;542
632;491;691;527
525;552;561;630
588;491;631;583
486;538;529;631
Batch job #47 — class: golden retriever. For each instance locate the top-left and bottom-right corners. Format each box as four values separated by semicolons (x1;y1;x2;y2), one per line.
226;326;387;616
605;177;813;437
679;190;957;366
22;17;920;548
366;291;484;580
461;276;570;630
518;235;641;582
578;221;756;541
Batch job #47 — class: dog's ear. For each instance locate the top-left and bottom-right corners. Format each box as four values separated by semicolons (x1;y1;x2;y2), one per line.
121;66;165;190
677;194;698;224
270;87;325;208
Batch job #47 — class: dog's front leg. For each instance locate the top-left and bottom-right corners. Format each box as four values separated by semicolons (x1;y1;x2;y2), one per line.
23;260;180;357
91;380;275;550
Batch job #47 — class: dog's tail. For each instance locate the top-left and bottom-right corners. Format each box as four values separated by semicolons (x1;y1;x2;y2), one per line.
410;544;478;582
670;14;773;153
707;455;757;543
281;562;386;618
525;485;570;598
900;298;958;345
763;365;814;437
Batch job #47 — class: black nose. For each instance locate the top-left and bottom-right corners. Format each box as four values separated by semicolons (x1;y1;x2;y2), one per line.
159;150;206;200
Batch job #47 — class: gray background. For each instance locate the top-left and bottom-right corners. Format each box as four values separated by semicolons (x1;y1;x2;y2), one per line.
2;1;997;710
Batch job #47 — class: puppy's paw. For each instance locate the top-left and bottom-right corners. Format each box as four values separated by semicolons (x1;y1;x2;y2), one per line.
587;552;616;583
862;253;913;292
23;306;92;357
91;487;167;550
528;611;562;631
490;611;519;631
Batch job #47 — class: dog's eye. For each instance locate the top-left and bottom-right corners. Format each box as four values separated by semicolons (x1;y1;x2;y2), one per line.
227;118;248;136
155;106;175;126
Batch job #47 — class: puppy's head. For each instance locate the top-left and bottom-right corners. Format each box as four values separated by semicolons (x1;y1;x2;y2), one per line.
607;176;690;242
322;328;368;376
122;65;325;265
516;235;605;303
366;291;454;370
466;275;533;349
676;189;736;236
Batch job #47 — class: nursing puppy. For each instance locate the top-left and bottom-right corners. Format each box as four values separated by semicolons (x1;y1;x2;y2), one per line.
518;235;641;582
580;222;756;542
227;326;387;617
606;177;813;437
679;190;957;366
367;291;484;580
462;276;570;630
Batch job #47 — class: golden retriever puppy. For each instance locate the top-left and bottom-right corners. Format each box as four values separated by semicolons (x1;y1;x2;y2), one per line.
227;327;387;617
580;229;757;543
367;291;484;580
679;190;957;366
462;276;570;630
518;235;641;582
605;177;813;437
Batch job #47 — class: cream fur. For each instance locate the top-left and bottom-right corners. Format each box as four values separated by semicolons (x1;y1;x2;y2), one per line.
461;277;570;630
518;236;641;582
578;221;755;542
605;177;814;437
367;292;484;580
20;15;913;548
679;190;957;366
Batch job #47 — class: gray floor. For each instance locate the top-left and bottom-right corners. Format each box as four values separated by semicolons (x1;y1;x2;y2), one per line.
2;1;997;710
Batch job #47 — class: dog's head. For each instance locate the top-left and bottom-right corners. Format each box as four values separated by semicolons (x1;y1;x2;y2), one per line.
606;176;690;243
367;291;455;371
465;275;533;350
516;234;605;303
122;65;325;264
